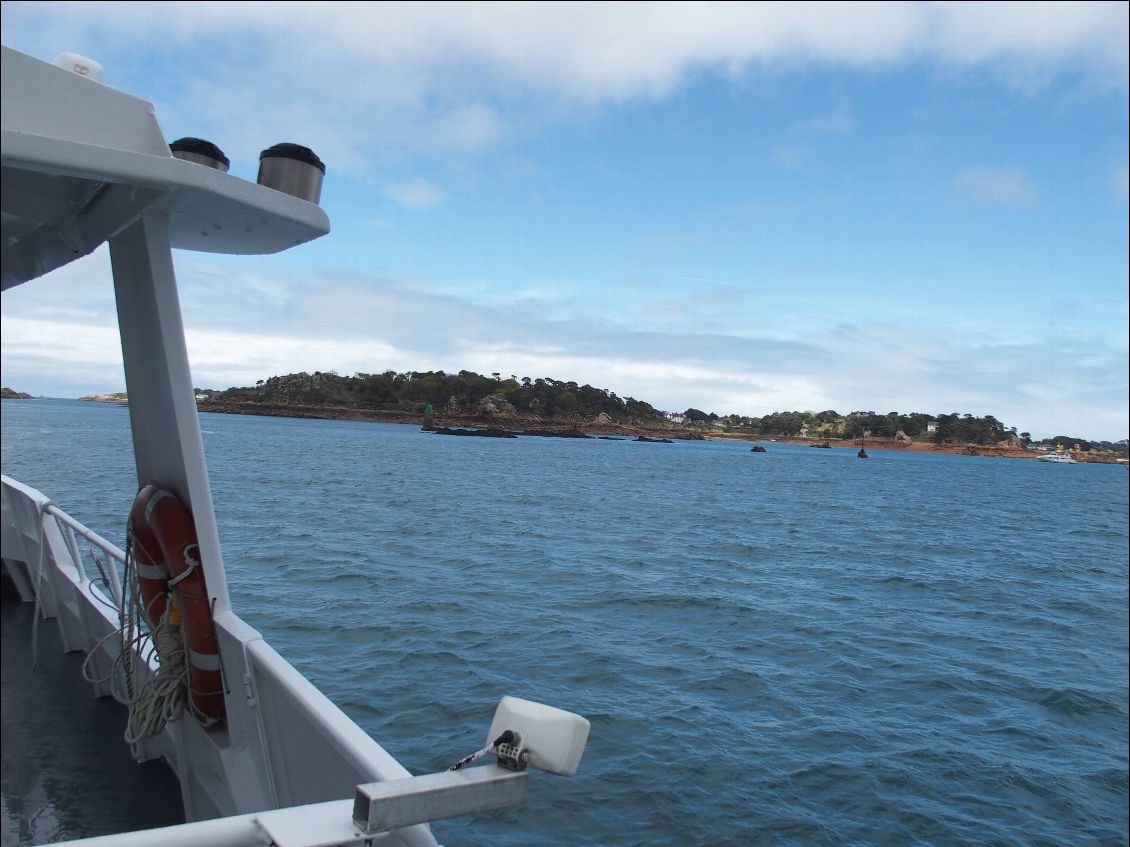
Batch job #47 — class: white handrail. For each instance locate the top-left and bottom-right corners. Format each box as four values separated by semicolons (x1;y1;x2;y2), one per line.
37;504;126;609
44;502;126;557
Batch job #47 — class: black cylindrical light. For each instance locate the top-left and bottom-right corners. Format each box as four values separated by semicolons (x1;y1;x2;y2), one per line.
170;137;230;172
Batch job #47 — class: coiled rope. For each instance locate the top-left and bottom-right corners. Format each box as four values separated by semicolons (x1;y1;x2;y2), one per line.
79;523;194;747
124;603;188;744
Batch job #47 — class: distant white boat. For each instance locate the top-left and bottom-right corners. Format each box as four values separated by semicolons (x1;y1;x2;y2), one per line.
1037;443;1079;464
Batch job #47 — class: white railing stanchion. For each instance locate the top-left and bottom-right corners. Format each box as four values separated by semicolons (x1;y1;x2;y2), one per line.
61;522;88;585
46;504;126;605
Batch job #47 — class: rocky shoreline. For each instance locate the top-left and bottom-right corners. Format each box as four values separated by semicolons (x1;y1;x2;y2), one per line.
196;398;703;440
191;398;1089;459
64;394;1124;461
744;435;1035;459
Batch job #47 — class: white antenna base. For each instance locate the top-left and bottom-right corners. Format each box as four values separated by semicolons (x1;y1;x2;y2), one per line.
53;52;104;82
487;696;591;777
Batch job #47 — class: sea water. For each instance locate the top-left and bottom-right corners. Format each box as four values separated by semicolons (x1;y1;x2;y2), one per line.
2;398;1127;847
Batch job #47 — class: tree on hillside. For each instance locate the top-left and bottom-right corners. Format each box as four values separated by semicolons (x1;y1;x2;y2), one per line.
758;411;808;436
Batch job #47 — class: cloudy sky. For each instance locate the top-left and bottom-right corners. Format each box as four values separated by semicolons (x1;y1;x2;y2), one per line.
2;2;1127;440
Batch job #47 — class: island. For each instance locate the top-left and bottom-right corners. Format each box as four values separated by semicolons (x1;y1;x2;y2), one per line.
1;387;32;399
78;392;129;405
183;369;1128;462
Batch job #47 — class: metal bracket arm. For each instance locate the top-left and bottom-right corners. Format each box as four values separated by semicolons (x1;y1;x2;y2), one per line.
353;767;528;834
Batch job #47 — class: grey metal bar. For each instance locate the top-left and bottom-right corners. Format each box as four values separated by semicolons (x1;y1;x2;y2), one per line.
353;767;528;834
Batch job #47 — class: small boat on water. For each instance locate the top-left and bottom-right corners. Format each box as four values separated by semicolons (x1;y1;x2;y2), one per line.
1037;443;1079;464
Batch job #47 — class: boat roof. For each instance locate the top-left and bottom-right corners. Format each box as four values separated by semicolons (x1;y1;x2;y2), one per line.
1;45;330;291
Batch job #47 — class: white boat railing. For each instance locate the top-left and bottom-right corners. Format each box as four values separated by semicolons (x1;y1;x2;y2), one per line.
44;504;127;614
1;474;455;847
1;475;147;694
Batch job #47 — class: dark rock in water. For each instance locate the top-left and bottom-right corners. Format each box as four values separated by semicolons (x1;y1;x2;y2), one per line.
810;442;832;448
635;436;673;443
432;426;517;438
857;448;868;458
520;428;591;439
751;445;766;452
598;436;627;441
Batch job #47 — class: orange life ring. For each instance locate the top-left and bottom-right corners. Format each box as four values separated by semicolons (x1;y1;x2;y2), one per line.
128;485;170;630
130;485;226;721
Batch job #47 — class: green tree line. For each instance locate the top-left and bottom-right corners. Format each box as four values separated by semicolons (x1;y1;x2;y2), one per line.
215;369;667;423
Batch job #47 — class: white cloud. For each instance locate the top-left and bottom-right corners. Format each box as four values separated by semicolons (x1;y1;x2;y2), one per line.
772;101;857;170
956;165;1039;209
0;317;114;358
183;327;406;389
922;1;1128;76
432;104;506;154
2;2;1125;172
385;178;446;209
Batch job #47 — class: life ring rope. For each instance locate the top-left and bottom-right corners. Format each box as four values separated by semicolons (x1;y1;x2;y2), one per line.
125;485;226;725
167;543;200;587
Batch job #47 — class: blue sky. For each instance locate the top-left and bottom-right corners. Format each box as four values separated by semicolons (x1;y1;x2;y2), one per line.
2;2;1127;440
